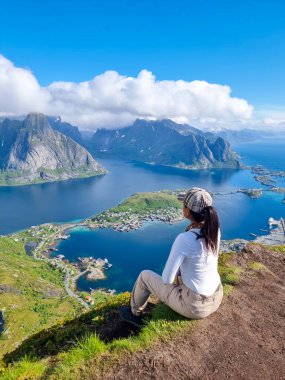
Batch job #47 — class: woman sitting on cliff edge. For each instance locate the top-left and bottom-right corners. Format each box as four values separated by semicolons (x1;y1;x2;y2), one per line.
120;187;223;326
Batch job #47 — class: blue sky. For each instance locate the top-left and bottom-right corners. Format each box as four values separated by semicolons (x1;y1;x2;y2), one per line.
0;0;284;129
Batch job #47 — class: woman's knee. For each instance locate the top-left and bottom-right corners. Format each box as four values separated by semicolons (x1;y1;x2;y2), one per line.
139;269;154;281
138;270;161;291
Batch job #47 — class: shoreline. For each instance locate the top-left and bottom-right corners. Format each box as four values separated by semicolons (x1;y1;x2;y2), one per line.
4;189;285;308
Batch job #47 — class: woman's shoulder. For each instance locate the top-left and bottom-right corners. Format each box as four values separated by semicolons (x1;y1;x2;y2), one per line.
177;230;201;242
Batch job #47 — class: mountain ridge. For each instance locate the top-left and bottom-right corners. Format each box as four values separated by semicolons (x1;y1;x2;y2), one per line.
90;118;242;169
0;113;106;185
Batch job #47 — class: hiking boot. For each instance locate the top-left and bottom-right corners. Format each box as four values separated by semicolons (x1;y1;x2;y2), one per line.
148;294;160;305
119;306;144;328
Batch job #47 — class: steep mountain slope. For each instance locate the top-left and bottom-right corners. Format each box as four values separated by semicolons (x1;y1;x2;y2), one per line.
0;236;80;358
0;113;106;185
47;116;83;145
1;244;284;379
90;119;241;169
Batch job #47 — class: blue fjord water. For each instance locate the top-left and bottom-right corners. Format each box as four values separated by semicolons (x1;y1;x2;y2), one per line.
0;158;258;235
59;142;285;293
1;141;284;292
57;188;284;293
232;139;285;171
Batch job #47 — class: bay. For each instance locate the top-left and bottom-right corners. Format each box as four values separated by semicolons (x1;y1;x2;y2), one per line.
57;190;284;293
1;140;284;293
0;159;257;235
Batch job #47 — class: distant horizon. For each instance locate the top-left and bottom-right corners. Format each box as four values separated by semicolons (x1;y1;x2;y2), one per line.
2;111;285;134
1;0;284;131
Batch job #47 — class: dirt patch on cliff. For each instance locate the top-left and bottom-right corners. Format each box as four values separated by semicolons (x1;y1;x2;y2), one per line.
101;244;285;380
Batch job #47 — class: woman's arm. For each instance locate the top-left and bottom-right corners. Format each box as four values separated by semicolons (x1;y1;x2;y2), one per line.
162;234;186;284
217;229;221;254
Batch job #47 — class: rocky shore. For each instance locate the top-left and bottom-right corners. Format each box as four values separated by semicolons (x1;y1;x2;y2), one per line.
251;165;285;193
220;217;285;252
254;217;285;245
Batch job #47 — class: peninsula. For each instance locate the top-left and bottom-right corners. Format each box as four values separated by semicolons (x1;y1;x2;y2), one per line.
0;189;284;366
4;187;284;311
251;165;285;190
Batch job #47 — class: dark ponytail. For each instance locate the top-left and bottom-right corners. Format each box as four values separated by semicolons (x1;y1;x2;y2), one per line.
190;206;220;254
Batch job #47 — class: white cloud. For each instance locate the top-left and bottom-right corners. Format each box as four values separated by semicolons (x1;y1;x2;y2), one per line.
0;54;256;130
0;55;50;115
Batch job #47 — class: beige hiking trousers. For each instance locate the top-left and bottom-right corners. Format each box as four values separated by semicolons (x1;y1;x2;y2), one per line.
131;270;223;319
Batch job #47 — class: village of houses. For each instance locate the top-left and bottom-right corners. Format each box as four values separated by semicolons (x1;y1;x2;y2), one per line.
4;223;115;308
87;206;183;232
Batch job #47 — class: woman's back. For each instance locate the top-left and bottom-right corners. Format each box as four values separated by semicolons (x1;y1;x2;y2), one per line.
162;228;221;296
127;187;223;324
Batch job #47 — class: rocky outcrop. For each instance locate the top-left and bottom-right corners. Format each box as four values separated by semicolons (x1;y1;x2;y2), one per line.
47;116;83;145
90;119;241;169
0;113;106;185
0;284;21;295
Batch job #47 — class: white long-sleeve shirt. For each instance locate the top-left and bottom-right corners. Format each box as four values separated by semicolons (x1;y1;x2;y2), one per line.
162;228;221;296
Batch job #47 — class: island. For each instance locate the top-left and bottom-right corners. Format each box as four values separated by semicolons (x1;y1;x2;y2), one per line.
251;165;285;189
3;186;284;315
85;191;183;231
1;189;284;361
237;188;263;198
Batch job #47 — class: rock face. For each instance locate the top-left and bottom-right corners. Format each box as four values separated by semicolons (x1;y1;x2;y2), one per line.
90;119;241;169
47;116;83;145
0;113;106;185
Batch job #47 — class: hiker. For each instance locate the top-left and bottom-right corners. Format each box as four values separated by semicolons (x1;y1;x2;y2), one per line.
120;187;223;326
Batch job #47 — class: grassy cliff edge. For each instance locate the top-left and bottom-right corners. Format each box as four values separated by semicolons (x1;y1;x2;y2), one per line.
0;191;284;379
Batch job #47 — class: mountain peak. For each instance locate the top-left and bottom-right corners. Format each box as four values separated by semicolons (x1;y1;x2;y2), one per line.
90;118;241;169
0;113;106;185
24;113;51;132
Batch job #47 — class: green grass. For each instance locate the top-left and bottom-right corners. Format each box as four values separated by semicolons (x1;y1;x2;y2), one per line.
248;261;267;271
115;191;182;213
0;250;241;379
0;356;46;380
270;245;285;254
0;237;80;359
49;300;194;380
55;334;108;371
218;252;243;285
90;191;183;227
91;191;182;221
0;171;23;186
2;190;279;378
0;167;105;187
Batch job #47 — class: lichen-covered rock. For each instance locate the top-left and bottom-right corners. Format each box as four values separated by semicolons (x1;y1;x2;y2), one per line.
0;284;21;295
